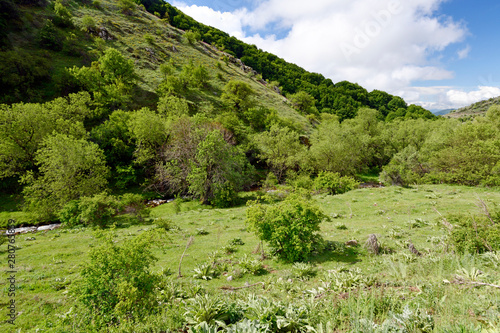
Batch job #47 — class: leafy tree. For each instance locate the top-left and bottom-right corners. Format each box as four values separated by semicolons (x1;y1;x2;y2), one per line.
0;92;91;178
90;109;134;167
221;80;255;111
288;91;317;115
246;193;327;262
184;30;200;44
254;125;305;182
308;119;363;176
157;95;190;118
314;171;359;195
188;130;251;207
127;108;169;165
21;133;109;221
69;48;137;112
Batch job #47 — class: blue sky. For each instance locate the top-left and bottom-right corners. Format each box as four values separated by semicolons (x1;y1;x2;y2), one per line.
168;0;500;109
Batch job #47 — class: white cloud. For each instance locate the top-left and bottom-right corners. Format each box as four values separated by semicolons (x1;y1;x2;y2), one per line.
457;45;471;59
171;2;247;38
172;0;471;108
447;86;500;106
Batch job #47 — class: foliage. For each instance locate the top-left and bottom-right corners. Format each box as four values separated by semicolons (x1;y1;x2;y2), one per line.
246;193;327;262
221;80;255;111
188;130;252;207
184;30;200;44
184;294;229;326
238;255;266;275
76;230;160;326
447;214;500;254
380;145;426;186
193;263;219;280
313;171;359;195
0;49;51;103
58;192;118;228
0;92;91;178
21;133;109;221
69;48;137;112
37;19;63;50
254;125;305;182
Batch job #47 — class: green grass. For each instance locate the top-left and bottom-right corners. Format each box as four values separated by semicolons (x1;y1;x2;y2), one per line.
1;184;499;331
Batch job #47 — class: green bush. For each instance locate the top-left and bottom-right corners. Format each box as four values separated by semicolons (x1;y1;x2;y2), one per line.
246;193;327;262
58;192;118;228
447;214;500;254
313;171;359;195
118;193;149;222
37;19;63;50
75;231;160;326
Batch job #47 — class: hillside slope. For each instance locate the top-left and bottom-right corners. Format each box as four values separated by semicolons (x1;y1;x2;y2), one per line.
446;96;500;118
0;0;309;127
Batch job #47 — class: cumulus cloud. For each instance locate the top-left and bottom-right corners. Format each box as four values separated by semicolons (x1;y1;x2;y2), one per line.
447;86;500;106
172;0;474;108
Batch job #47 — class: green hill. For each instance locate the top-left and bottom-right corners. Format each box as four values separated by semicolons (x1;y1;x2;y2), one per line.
446;96;500;118
0;0;310;126
0;0;435;122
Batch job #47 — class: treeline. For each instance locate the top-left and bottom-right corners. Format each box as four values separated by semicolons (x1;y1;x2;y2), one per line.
136;0;435;121
2;46;500;225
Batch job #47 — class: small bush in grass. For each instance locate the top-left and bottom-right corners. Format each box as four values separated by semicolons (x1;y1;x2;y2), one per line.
59;192;118;228
313;171;359;195
184;294;229;326
221;244;237;254
75;230;160;326
291;262;316;281
229;237;245;246
155;218;175;231
118;193;149;221
193;263;219;280
447;214;500;253
238;255;266;275
196;228;209;235
246;192;327;262
335;222;348;230
80;15;96;33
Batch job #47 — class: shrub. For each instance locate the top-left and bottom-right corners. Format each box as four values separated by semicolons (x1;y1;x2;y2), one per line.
58;192;118;228
238;255;266;275
118;0;135;14
447;214;500;254
155;218;175;231
80;15;96;32
37;19;63;50
314;171;359;195
246;193;327;262
184;30;200;44
118;193;149;221
75;231;160;326
53;0;72;27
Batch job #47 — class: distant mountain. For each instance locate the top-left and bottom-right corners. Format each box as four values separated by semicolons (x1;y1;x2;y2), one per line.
431;109;455;116
446;96;500;118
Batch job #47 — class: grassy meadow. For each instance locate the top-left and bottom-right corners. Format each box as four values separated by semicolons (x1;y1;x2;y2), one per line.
1;184;499;332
